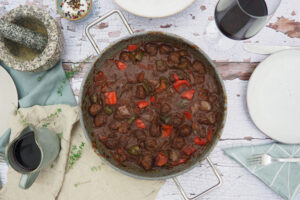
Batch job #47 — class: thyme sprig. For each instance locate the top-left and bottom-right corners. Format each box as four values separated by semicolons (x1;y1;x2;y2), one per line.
69;142;85;169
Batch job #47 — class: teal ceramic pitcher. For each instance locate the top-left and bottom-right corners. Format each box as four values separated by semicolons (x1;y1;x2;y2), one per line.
7;125;60;189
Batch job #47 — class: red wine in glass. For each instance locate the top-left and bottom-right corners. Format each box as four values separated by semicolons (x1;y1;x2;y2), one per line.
215;0;271;40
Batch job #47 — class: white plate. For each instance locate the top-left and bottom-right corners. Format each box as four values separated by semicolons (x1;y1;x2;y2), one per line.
114;0;195;18
0;64;18;135
247;50;300;144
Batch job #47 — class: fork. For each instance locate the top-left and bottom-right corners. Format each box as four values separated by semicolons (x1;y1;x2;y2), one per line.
247;154;300;166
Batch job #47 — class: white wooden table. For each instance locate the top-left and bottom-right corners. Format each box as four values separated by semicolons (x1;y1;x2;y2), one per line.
1;0;300;199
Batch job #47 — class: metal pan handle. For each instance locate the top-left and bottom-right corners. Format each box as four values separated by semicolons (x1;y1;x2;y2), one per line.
172;157;223;200
85;10;134;55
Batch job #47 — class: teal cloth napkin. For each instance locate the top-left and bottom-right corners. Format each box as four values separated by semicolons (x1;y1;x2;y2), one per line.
0;61;77;156
0;61;76;108
224;143;300;200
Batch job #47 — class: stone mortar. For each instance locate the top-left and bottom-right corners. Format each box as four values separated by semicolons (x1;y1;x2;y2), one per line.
0;5;64;72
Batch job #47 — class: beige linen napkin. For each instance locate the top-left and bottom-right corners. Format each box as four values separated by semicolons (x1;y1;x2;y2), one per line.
0;105;78;200
0;105;164;200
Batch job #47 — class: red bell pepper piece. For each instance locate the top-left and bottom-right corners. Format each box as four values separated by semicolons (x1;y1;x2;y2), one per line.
137;101;150;109
127;44;138;51
183;111;192;120
162;124;173;137
105;91;117;105
150;96;155;103
183;145;196;156
116;60;127;70
94;71;104;82
136;119;146;129
171;158;186;166
194;137;208;146
155;152;168;167
207;129;214;143
173;73;179;81
181;89;195;100
173;80;191;92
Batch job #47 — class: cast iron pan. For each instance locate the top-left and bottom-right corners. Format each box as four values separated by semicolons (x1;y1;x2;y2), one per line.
79;11;227;180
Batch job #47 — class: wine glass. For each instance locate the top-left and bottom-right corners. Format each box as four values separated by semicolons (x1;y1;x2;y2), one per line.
206;0;281;50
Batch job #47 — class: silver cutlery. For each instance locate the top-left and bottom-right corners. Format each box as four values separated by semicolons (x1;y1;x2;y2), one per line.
244;44;300;55
248;154;300;166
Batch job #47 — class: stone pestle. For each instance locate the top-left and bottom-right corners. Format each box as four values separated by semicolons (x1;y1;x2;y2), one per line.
0;18;47;52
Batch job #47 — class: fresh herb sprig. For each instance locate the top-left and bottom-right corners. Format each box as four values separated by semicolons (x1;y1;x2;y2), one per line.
57;55;93;96
74;180;91;187
69;142;85;168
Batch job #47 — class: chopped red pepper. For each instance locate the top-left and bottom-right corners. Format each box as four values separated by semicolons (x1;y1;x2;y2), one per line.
173;73;179;81
162;124;173;137
116;60;127;70
172;158;186;166
150;96;155;103
127;44;138;51
136;101;150;109
181;89;195;100
183;145;196;156
184;111;192;120
94;71;104;82
194;137;207;146
173;80;191;92
137;64;152;70
207;129;213;143
105;91;117;105
136;119;146;129
117;148;122;154
155;152;168;167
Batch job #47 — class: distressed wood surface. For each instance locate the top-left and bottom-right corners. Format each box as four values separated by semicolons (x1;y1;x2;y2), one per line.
1;0;300;199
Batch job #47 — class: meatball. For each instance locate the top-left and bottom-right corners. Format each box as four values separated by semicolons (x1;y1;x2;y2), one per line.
178;125;192;137
156;60;168;72
178;50;189;57
193;61;206;74
199;101;212;111
105;138;119;149
159;44;173;54
119;51;130;62
209;93;218;102
207;112;216;124
145;138;158;151
117;149;127;162
109;121;121;130
89;104;101;116
169;150;179;162
198;89;209;100
150;123;161;137
168;51;181;64
134;130;146;141
137;71;145;83
114;105;131;120
198;113;213;125
118;121;129;134
172;137;185;150
171;113;185;127
145;43;158;56
136;85;146;99
160;103;171;115
141;154;153;170
94;114;107;127
119;135;129;148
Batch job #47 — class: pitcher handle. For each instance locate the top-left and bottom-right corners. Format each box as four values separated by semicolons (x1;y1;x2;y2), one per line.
19;171;40;189
85;10;134;55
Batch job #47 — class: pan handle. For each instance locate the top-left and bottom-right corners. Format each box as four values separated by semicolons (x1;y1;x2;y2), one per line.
172;157;223;200
85;10;134;55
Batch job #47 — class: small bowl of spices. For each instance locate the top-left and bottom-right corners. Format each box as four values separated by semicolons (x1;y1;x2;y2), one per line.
57;0;92;21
